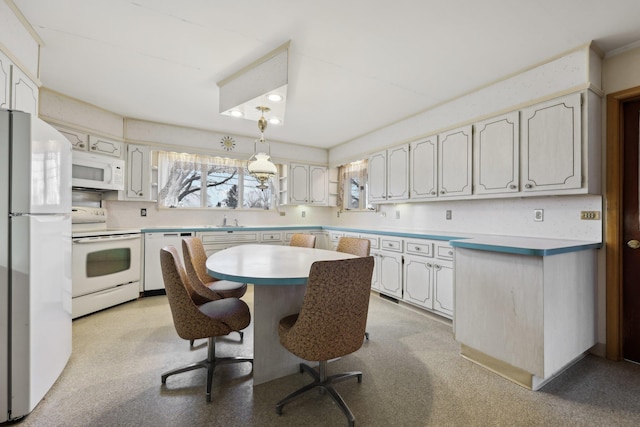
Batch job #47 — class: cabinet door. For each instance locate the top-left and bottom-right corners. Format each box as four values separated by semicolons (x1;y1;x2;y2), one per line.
89;135;123;158
289;163;309;204
521;93;582;192
54;125;89;151
371;251;381;291
438;125;472;197
368;150;387;202
433;261;453;318
126;144;151;200
309;165;328;205
11;66;38;116
378;252;403;299
403;255;433;309
387;145;409;201
474;112;519;195
410;137;438;199
0;50;10;109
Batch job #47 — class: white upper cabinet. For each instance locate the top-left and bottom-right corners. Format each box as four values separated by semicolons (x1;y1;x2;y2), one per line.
438;125;472;197
521;93;582;193
126;144;151;200
368;144;409;203
89;135;123;158
409;136;438;200
0;50;10;109
53;125;89;151
286;163;329;205
368;150;387;202
0;50;38;116
11;66;38;116
309;165;329;205
387;145;409;201
474;112;519;195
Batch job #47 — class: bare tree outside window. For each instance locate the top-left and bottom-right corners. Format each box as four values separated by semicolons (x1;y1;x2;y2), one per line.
157;151;274;209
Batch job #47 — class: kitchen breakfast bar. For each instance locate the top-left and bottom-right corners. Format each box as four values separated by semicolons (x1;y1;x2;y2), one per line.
451;236;602;390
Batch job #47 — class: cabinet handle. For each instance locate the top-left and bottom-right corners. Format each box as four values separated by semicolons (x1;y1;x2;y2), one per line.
525;183;533;189
414;247;421;251
91;146;96;150
78;143;85;148
509;184;517;190
448;250;453;256
427;263;433;268
434;264;442;271
430;191;436;195
440;190;446;194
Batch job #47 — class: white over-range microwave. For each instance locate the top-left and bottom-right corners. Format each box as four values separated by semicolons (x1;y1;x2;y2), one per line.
72;151;125;191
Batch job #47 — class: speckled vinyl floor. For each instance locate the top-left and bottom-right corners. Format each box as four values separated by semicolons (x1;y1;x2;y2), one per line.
16;286;640;426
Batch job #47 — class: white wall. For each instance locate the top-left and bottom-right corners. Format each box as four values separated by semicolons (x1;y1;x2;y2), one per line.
0;1;39;79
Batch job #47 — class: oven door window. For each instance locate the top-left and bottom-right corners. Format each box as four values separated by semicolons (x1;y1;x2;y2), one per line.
86;248;131;277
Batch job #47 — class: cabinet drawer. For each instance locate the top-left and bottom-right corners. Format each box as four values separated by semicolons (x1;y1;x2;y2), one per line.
380;237;403;253
360;234;380;250
261;232;282;242
436;243;454;260
199;232;259;244
405;240;433;257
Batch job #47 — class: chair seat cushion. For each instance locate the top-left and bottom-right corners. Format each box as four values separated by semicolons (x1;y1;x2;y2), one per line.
206;280;247;298
199;297;251;332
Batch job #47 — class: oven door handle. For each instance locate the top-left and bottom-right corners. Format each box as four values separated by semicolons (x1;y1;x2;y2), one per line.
73;234;140;243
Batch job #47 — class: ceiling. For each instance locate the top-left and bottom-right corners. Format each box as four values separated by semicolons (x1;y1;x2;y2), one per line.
13;0;640;149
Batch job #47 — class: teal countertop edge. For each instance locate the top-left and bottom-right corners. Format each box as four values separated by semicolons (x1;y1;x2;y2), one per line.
449;239;603;256
141;225;602;256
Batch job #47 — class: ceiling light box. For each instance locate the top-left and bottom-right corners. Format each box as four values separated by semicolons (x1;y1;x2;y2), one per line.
217;41;290;125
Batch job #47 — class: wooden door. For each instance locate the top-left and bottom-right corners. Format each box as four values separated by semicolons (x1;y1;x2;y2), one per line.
622;99;640;363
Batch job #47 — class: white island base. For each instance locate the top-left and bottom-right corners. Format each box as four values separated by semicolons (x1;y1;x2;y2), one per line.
453;241;598;391
252;284;306;385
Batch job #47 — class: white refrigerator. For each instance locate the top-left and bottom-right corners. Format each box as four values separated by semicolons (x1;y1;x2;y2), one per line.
0;109;72;422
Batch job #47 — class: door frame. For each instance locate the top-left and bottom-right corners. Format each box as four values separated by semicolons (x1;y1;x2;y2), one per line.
606;85;640;360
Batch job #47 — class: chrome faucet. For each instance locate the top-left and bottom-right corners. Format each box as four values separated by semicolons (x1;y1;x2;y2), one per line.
222;214;227;226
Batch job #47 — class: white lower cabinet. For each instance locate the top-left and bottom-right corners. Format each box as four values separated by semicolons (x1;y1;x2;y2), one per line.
402;240;454;319
373;250;403;298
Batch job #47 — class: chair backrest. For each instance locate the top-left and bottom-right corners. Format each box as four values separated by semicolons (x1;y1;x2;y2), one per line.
160;245;230;340
336;237;370;257
280;256;374;362
182;237;222;304
289;233;316;248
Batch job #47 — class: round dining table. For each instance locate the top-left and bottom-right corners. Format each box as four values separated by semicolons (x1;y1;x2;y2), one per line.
206;244;356;385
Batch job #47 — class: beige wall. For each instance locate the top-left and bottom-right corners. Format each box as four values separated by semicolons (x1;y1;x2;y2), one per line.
603;46;640;94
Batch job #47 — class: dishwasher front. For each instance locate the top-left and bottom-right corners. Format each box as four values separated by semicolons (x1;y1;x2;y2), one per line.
143;231;194;293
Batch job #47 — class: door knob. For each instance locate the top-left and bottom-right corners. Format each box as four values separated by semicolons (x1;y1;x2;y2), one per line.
627;239;640;249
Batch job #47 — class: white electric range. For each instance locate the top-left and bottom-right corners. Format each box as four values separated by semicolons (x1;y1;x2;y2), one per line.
71;207;141;318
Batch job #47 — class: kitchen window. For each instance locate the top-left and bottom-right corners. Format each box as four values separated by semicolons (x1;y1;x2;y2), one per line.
157;151;275;209
338;160;373;211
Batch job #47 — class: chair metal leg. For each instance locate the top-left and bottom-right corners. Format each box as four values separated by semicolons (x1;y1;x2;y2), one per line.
364;331;369;340
275;361;361;426
190;330;243;348
162;337;252;402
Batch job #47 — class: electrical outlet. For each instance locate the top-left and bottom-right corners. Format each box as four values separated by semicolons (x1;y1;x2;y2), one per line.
395;210;400;219
580;211;601;220
534;209;544;222
140;208;147;217
446;210;452;220
279;211;286;216
301;211;306;218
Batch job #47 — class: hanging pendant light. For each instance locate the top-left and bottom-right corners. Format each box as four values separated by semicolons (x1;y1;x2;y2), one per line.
247;106;278;190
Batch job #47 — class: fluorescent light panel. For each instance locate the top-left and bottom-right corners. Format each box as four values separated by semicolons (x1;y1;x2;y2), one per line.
218;41;290;125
